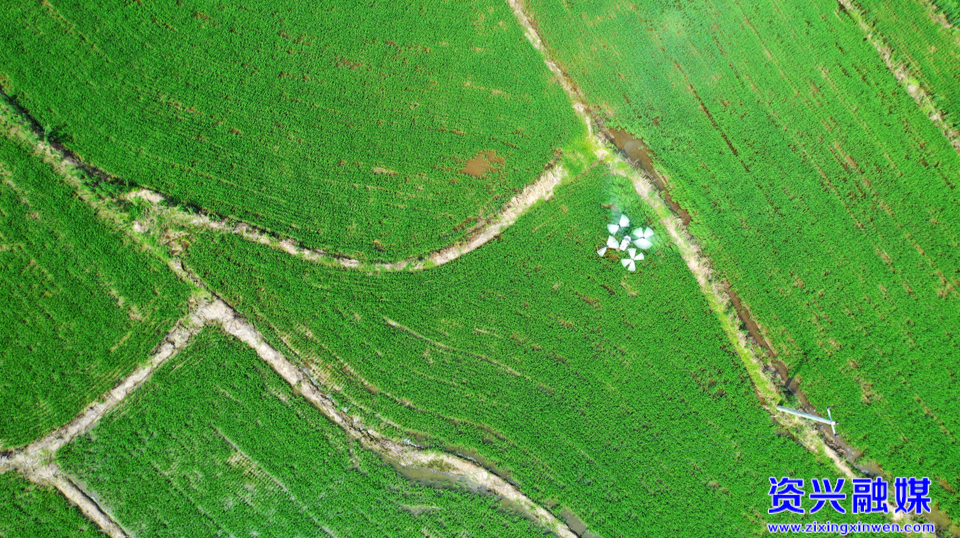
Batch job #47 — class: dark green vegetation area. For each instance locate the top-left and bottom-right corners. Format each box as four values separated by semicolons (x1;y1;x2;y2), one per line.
61;329;541;538
184;166;881;536
526;0;960;522
0;473;100;537
0;0;581;262
0;135;190;448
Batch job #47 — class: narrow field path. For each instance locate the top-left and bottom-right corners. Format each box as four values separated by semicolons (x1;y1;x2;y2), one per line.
920;0;958;30
130;158;566;272
0;301;212;538
29;464;129;538
3;85;569;273
838;0;960;153
201;299;578;538
504;0;875;486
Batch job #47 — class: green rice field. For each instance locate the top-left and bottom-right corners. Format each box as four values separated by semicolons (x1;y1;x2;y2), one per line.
525;0;960;522
0;134;191;448
61;329;543;538
0;473;99;537
1;0;958;535
0;0;581;262
183;165;883;536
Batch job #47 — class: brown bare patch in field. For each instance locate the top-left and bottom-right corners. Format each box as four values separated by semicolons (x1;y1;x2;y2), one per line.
371;166;397;175
459;150;504;178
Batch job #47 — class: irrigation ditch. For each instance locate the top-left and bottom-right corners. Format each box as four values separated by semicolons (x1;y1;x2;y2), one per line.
506;0;941;532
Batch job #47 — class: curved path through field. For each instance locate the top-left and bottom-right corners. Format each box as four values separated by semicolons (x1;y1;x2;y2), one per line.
0;102;579;537
126;156;566;272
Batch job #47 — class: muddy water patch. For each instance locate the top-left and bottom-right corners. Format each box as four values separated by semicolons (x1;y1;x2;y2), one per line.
609;128;659;184
607;127;691;224
724;281;775;358
460;150;504;178
386;455;491;495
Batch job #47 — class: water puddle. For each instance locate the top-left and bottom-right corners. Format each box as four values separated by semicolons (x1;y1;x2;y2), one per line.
460;150;505;178
608;128;691;224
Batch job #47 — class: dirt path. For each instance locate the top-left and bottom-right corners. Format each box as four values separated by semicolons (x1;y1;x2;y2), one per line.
0;300;213;538
202;298;577;538
838;0;960;154
4;300;210;463
919;0;957;29
129;158;566;272
29;463;129;538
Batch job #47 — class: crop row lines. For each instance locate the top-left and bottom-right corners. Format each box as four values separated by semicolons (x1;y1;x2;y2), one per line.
502;5;934;532
0;91;577;535
841;0;960;153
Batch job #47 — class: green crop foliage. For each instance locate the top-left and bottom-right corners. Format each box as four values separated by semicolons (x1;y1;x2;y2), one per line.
524;0;960;519
855;0;960;128
60;329;542;537
183;166;881;536
0;135;191;448
0;473;100;537
932;0;960;25
0;0;582;262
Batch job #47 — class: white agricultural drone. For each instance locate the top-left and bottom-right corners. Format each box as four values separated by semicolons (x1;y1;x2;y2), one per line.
597;214;655;271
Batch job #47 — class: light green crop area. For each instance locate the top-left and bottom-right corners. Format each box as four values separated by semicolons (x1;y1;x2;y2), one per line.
0;135;191;448
183;165;882;536
524;0;960;519
0;473;100;537
60;329;541;537
0;0;582;262
3;0;957;535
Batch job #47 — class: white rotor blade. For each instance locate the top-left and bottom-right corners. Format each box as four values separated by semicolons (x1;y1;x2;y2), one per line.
643;227;654;238
619;214;630;228
621;259;632;268
633;252;645;261
627;260;636;272
607;224;620;235
634;237;653;250
606;236;619;249
627;248;637;258
597;247;607;257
